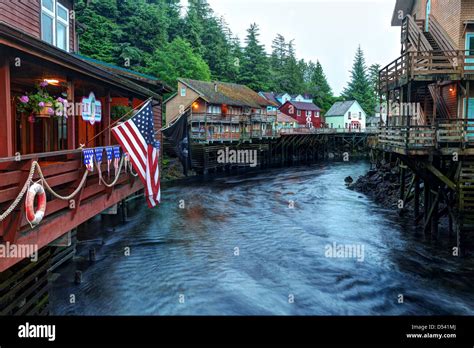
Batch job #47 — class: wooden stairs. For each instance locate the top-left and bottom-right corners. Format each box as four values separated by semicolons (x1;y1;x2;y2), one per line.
458;160;474;252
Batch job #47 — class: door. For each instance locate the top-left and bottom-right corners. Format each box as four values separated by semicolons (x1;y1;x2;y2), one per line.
465;33;474;71
464;98;474;139
425;0;431;32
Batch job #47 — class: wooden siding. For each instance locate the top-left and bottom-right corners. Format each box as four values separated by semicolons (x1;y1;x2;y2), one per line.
279;102;322;128
0;0;76;52
411;0;462;49
153;101;162;146
461;0;474;50
0;0;41;38
440;84;458;118
165;81;200;125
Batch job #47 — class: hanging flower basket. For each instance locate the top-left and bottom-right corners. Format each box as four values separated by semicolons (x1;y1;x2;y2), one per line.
35;103;55;118
17;81;68;122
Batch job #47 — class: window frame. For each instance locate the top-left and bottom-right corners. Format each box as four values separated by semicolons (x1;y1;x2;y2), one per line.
180;87;187;97
41;0;70;52
56;2;70;52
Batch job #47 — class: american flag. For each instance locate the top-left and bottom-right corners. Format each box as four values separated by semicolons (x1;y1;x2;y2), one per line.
111;100;161;208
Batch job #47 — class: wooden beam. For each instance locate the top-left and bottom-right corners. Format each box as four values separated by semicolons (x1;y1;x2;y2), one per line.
0;49;13;157
67;80;76;150
104;92;111;146
425;163;457;191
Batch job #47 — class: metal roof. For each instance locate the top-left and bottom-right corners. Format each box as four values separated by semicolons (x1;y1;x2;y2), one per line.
325;101;357;116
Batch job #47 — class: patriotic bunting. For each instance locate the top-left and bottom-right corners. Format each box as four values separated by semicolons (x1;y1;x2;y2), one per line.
83;149;94;172
106;146;114;178
95;148;104;184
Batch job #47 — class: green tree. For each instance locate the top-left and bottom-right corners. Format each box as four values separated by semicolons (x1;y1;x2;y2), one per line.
308;60;334;113
368;63;382;110
269;34;287;91
240;23;270;91
75;0;122;63
144;38;211;87
342;46;374;114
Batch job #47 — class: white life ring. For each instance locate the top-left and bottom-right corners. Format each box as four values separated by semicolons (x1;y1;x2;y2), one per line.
25;183;47;226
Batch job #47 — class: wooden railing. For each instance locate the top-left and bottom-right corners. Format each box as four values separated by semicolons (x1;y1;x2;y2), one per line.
190;112;275;124
379;50;474;92
191;113;241;124
402;15;432;52
437;119;474;146
378;126;436;149
377;119;474;150
429;15;457;53
0;150;138;240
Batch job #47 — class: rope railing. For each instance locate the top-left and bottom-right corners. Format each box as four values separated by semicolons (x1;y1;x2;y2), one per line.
0;154;130;222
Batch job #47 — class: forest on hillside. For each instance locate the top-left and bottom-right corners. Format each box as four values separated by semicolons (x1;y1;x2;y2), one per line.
75;0;380;114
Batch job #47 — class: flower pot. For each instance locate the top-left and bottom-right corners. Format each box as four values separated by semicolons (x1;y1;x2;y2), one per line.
35;104;54;118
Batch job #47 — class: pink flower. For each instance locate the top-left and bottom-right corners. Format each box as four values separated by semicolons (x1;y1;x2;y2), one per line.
40;81;48;88
56;97;64;103
20;96;29;103
47;107;54;115
38;101;45;107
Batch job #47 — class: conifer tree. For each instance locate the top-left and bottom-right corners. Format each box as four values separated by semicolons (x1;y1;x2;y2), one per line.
342;46;374;114
240;23;270;91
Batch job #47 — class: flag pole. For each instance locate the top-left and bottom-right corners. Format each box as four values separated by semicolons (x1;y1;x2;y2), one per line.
81;97;153;148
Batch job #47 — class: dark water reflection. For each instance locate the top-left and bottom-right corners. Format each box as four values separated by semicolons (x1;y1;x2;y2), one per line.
50;162;474;315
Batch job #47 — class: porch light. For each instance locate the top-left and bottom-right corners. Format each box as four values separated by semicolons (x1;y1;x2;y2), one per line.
192;102;199;109
44;79;60;86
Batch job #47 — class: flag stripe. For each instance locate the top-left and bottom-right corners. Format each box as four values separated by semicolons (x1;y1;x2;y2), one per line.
111;100;161;208
112;127;146;181
115;125;147;170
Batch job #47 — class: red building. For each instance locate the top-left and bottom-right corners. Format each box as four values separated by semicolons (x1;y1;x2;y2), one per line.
279;101;322;128
0;0;170;278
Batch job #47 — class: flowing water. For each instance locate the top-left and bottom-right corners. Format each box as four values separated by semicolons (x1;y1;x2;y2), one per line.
49;161;474;315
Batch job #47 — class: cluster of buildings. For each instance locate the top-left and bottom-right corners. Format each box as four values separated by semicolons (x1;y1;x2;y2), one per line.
165;81;368;143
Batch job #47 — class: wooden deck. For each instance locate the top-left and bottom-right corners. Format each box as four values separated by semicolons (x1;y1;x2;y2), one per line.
0;150;142;272
376;119;474;155
379;50;474;93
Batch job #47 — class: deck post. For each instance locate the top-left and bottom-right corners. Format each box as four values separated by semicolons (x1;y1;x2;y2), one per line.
400;163;406;201
0;49;13;157
66;79;76;150
424;179;431;234
414;175;420;219
104;91;111;146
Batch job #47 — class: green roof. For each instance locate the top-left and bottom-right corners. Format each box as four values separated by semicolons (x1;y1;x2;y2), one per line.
74;53;161;83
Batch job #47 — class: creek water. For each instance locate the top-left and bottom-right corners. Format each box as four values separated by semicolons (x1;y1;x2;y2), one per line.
49;161;474;315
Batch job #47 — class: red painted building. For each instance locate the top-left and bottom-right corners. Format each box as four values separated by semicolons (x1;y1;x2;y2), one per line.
0;0;170;274
279;101;322;128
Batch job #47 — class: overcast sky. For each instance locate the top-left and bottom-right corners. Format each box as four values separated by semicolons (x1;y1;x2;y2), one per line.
181;0;400;95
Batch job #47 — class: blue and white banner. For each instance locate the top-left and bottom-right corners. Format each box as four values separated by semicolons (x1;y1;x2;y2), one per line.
83;149;94;172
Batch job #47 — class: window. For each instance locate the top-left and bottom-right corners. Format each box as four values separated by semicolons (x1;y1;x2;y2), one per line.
359;112;362;120
297;110;301;116
180;87;186;97
348;111;351;119
207;105;221;114
316;111;320;117
306;111;312;117
41;0;70;51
